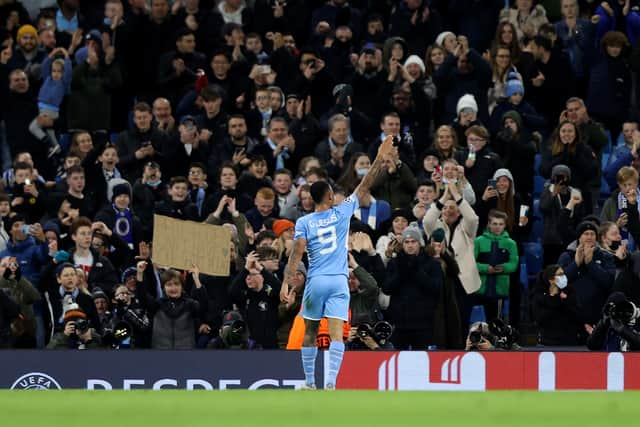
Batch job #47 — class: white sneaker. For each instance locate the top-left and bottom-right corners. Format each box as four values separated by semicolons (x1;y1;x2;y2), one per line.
325;383;335;391
300;383;316;390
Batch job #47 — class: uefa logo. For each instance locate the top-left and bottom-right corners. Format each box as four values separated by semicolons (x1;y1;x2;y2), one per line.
11;372;62;390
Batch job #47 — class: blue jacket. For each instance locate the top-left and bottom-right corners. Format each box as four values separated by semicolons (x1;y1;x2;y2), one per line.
604;151;634;189
554;19;595;78
0;237;49;288
37;56;72;112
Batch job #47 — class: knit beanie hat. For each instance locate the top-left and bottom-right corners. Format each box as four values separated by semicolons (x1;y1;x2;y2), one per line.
505;72;525;97
297;262;307;276
436;31;455;47
551;164;572;180
272;219;295;237
429;228;446;243
17;25;38;39
576;221;598;238
401;226;425;247
456;94;478;115
107;178;131;202
111;182;131;202
404;55;425;73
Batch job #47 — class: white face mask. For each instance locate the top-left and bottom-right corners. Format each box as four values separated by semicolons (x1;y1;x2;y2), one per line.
556;274;568;289
356;168;369;177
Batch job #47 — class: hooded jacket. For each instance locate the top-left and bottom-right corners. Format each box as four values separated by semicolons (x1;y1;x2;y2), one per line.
0;237;49;287
474;229;519;297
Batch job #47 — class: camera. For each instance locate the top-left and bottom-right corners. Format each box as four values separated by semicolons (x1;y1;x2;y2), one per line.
69;318;90;339
604;300;640;324
469;329;483;345
102;321;132;348
24;178;31;186
489;319;519;350
468;319;519;350
355;321;393;343
222;320;248;346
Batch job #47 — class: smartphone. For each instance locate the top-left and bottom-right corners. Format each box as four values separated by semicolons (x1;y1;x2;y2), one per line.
259;65;272;74
435;166;442;175
487;179;497;188
570;188;582;199
141;141;152;147
20;224;31;236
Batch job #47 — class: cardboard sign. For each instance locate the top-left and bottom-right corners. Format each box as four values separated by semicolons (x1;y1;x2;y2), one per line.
152;215;231;276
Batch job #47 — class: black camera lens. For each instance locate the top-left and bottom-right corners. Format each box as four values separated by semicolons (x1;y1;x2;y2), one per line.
356;323;371;338
469;330;483;345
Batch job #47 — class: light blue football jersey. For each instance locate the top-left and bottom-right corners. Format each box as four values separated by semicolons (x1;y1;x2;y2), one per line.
294;193;359;279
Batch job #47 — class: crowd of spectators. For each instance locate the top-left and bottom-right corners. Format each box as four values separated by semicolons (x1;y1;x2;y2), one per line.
1;0;640;351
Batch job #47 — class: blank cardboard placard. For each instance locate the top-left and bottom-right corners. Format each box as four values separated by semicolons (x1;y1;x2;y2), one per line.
152;215;231;276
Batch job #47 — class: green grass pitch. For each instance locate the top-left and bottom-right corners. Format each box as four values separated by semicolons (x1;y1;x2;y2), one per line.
1;390;639;427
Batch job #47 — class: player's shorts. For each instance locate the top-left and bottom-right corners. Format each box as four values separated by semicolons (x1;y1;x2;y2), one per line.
301;274;349;321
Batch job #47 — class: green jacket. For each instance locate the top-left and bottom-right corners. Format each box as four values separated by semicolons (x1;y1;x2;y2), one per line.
0;277;40;336
474;230;519;297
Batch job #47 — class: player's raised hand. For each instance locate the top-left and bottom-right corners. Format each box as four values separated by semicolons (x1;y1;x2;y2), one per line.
279;280;290;303
377;135;395;159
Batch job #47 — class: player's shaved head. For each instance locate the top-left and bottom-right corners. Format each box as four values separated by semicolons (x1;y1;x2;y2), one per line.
310;181;332;204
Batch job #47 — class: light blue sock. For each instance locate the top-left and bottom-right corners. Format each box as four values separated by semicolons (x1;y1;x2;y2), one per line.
301;346;318;386
327;341;345;386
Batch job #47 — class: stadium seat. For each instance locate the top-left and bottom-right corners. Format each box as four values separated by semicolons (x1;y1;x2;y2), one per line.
469;305;486;325
59;133;71;155
523;242;544;275
533;176;545;197
519;262;528;288
533;153;542;174
532;199;541;219
604;131;613;154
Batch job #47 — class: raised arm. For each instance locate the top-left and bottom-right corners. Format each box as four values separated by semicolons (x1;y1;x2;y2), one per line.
354;135;395;202
280;237;307;303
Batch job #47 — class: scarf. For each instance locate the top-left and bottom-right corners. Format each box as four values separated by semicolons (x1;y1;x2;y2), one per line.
103;168;121;182
267;138;289;170
617;190;640;251
191;187;206;216
113;204;134;248
354;197;377;229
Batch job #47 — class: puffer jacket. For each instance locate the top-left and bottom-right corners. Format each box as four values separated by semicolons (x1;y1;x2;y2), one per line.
474;230;519;298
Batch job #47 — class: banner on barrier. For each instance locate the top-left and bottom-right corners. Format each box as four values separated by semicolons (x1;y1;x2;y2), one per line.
336;351;640;391
2;351;640;391
1;351;307;390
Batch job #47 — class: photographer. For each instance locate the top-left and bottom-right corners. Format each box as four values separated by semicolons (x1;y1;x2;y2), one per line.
346;319;395;351
465;319;519;351
207;311;259;350
47;304;102;349
465;321;494;351
587;292;640;351
0;255;40;348
103;285;150;349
